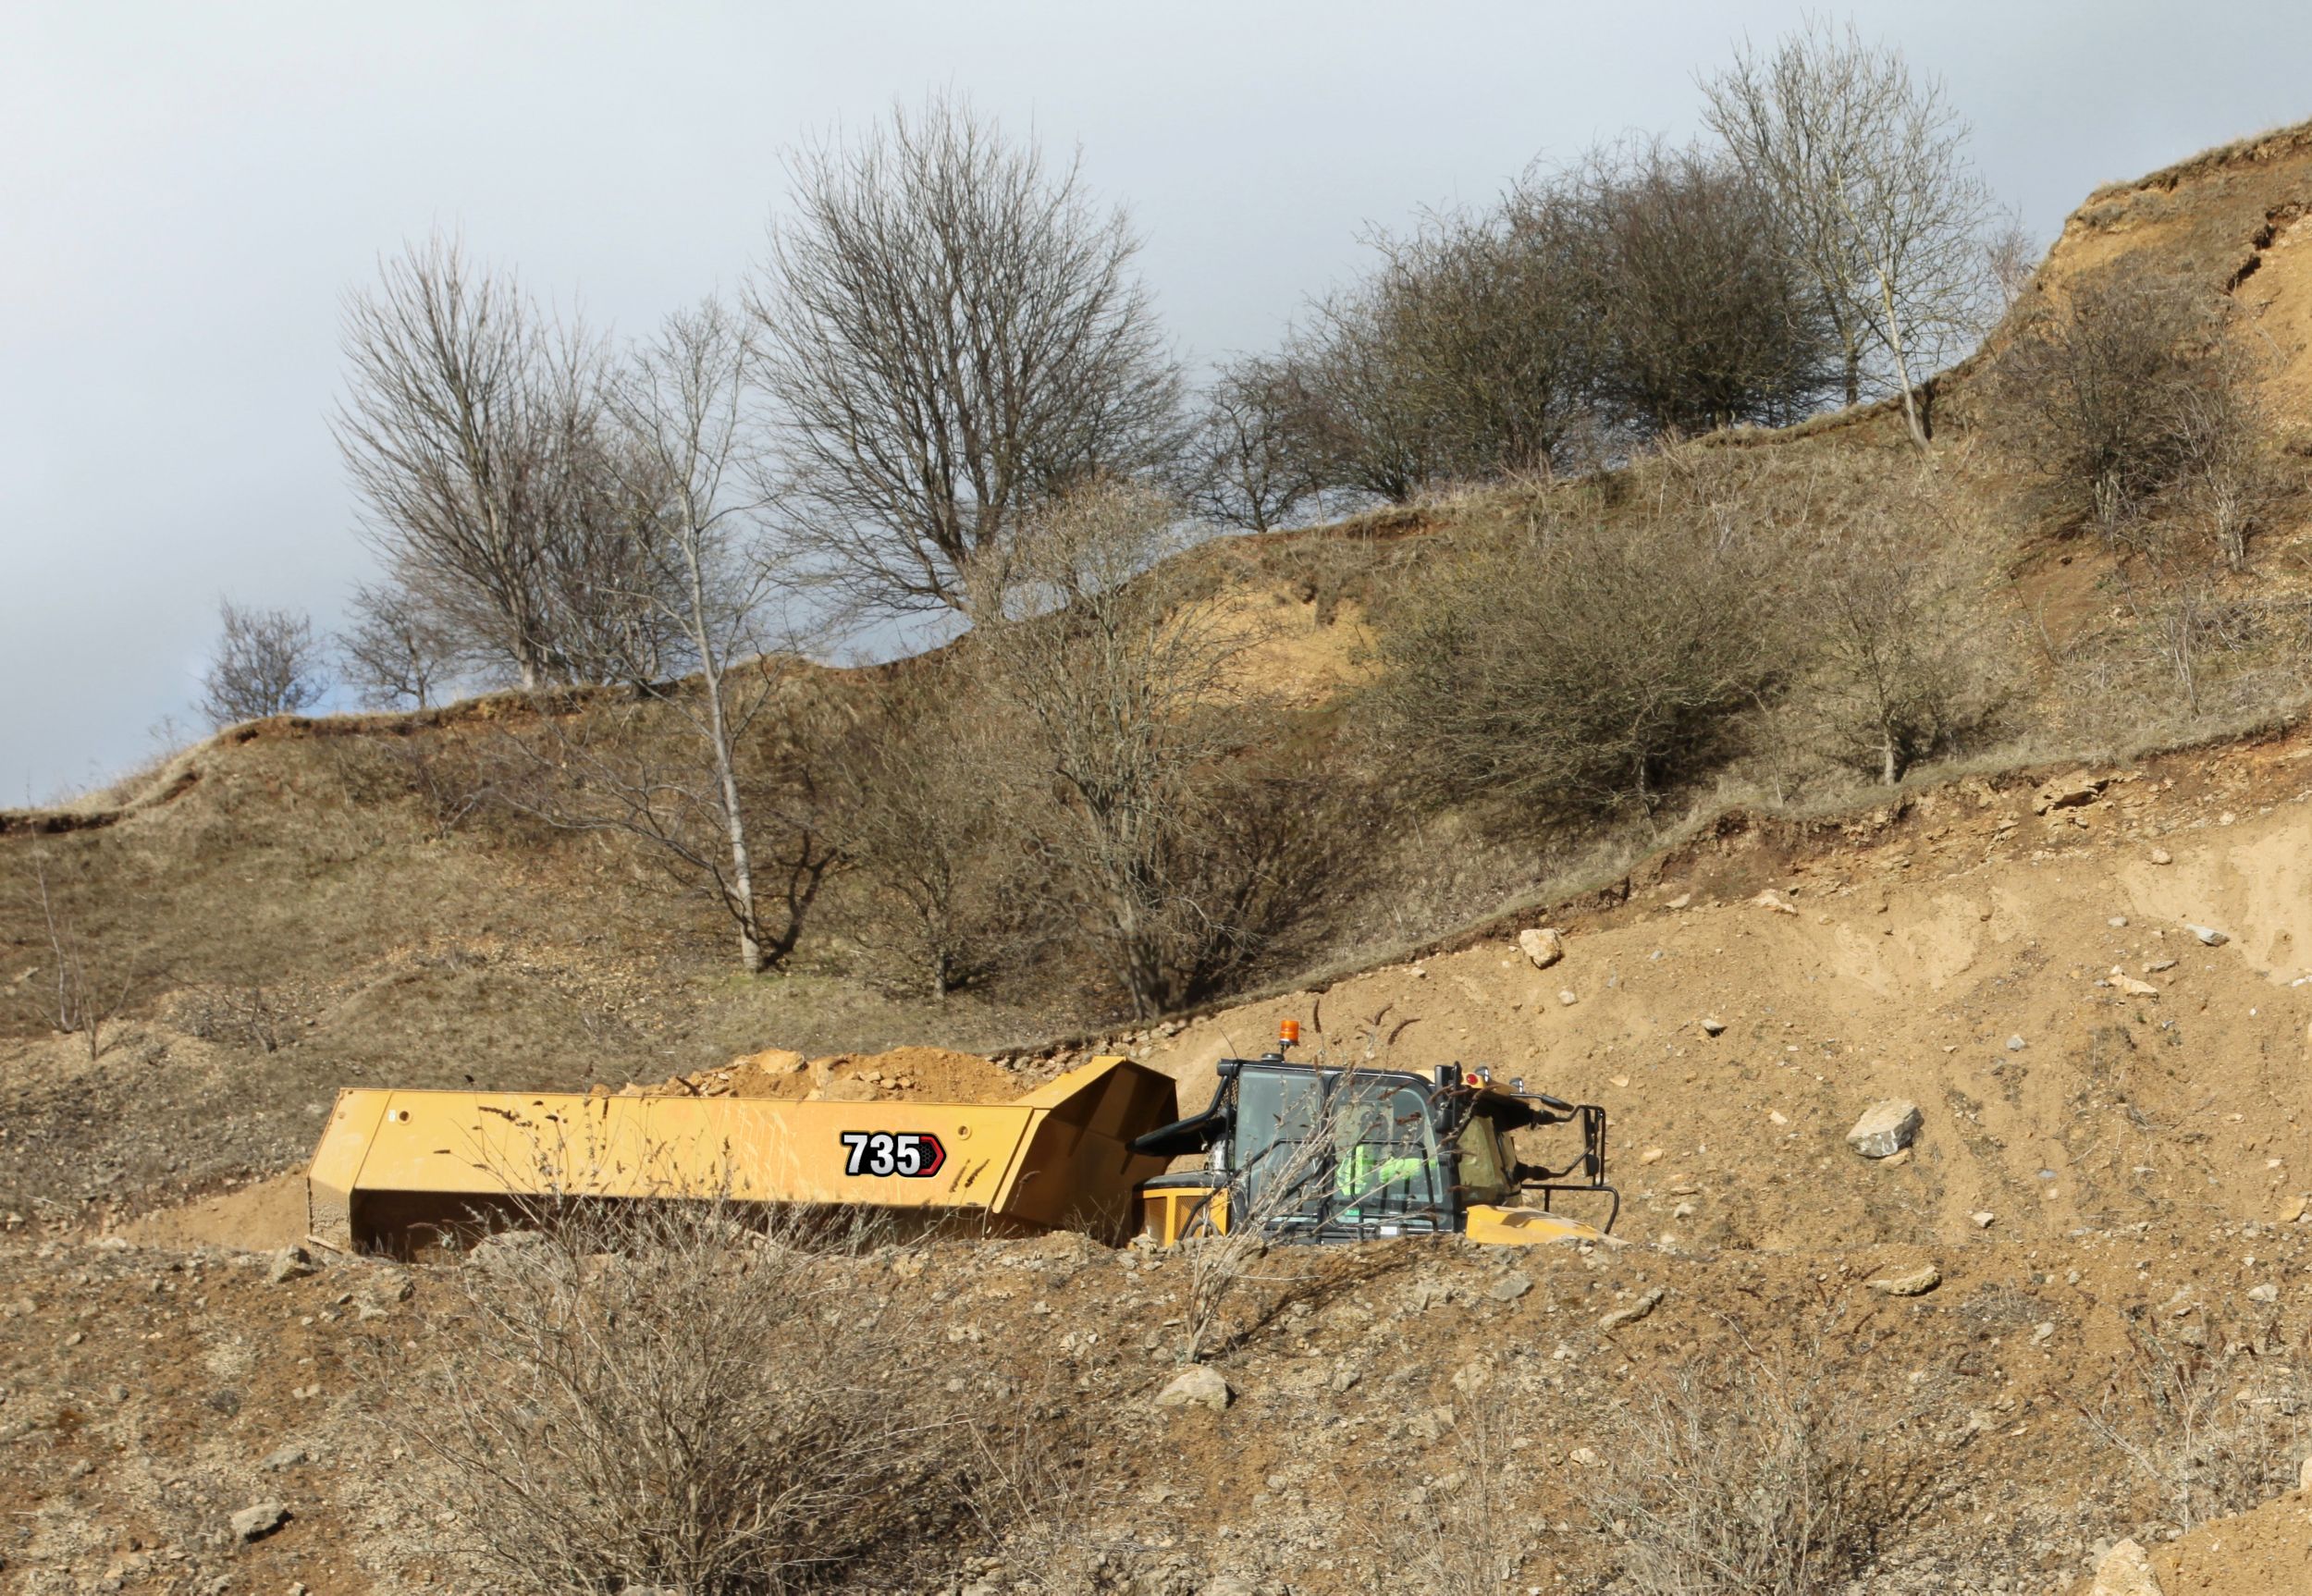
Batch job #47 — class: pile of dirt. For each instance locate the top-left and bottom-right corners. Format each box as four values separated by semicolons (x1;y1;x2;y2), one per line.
615;1043;1021;1104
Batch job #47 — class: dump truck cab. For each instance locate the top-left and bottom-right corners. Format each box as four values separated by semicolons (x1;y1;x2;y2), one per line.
1131;1039;1617;1247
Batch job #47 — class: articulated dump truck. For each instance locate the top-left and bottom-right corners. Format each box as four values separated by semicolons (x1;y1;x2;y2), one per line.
306;1026;1617;1257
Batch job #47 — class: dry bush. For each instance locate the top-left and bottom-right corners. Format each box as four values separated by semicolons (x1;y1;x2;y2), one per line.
832;676;1039;999
1590;1351;1875;1595
1369;498;1782;819
1556;136;1841;438
2080;1312;2310;1535
1362;1380;1531;1594
171;983;294;1052
384;1198;1001;1596
1993;261;2267;546
1798;509;2011;783
970;479;1313;1016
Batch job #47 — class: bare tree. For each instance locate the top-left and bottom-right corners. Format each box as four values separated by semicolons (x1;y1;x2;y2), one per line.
1985;215;2040;313
754;92;1183;617
1703;18;1998;443
499;301;817;975
198;599;327;728
336;235;683;691
967;480;1269;1016
338;582;458;709
1180;356;1326;532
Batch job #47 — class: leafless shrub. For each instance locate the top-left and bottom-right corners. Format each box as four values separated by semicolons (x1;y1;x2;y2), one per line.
968;478;1295;1016
173;983;292;1052
198;599;327;728
1277;200;1592;501
832;676;1039;998
385;1197;999;1596
2080;1311;2310;1534
20;853;141;1063
1557;136;1841;438
1362;1381;1531;1594
1590;1350;1875;1595
1369;497;1782;819
1992;261;2260;544
754;92;1183;617
1801;509;2010;783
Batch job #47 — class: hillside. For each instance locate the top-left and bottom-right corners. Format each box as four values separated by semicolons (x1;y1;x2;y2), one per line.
12;122;2312;1594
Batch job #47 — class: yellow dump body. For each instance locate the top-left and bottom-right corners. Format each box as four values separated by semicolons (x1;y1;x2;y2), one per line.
308;1056;1178;1254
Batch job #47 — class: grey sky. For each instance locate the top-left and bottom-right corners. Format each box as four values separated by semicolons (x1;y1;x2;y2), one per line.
5;0;2306;802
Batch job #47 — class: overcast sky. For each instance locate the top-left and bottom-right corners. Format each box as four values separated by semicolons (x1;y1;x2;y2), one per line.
6;1;2309;802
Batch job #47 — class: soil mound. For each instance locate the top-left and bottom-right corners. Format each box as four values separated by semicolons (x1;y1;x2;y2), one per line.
118;1171;309;1251
621;1043;1021;1103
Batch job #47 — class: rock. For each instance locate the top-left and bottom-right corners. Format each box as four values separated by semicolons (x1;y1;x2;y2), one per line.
1699;1016;1727;1037
2089;1539;2161;1596
1868;1262;1941;1297
2034;771;2107;814
1556;989;1578;1007
815;1076;878;1103
1198;1578;1254;1596
2186;925;2229;947
1666;893;1692;910
1599;1286;1666;1332
1971;1211;1996;1229
1847;1100;1922;1160
2109;915;2129;928
1568;1446;1602;1468
1488;1271;1532;1302
1154;1366;1232;1412
732;1046;807;1074
466;1231;549;1268
260;1443;308;1471
2301;1455;2312;1492
2006;1035;2027;1051
229;1502;289;1543
265;1246;314;1285
2150;848;2173;866
1517;927;1566;970
2250;1283;2280;1304
1639;1148;1665;1165
2110;969;2159;999
1752;890;1799;915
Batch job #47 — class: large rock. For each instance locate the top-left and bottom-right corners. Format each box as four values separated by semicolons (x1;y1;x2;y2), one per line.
2089;1539;2161;1596
2033;771;2108;814
1153;1366;1232;1412
1868;1262;1941;1297
1517;927;1566;969
1847;1100;1923;1160
1599;1286;1666;1332
265;1246;314;1285
229;1502;289;1543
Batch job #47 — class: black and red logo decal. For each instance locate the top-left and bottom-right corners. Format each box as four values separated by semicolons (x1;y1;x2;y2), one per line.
839;1130;947;1178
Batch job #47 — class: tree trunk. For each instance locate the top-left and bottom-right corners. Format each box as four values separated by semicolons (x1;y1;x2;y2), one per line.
683;524;767;976
1881;727;1899;787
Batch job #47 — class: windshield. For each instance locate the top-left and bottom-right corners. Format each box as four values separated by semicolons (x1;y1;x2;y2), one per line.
1232;1068;1444;1225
